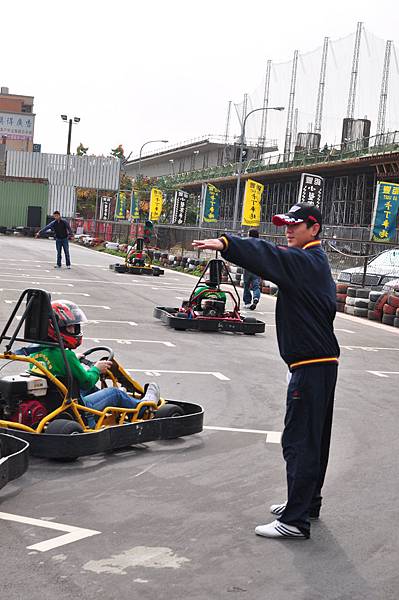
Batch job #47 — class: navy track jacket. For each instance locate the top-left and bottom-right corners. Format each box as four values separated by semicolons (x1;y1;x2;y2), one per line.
221;235;340;367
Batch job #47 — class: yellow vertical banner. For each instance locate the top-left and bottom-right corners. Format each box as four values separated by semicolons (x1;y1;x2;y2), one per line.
149;188;163;221
241;179;264;226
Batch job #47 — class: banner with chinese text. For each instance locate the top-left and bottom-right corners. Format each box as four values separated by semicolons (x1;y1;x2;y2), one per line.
297;173;324;206
370;181;399;242
201;183;220;223
99;196;111;221
129;191;140;221
114;191;127;220
172;190;189;225
149;188;163;221
241;179;264;227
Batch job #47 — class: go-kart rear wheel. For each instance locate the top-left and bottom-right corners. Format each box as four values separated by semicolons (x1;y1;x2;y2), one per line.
243;316;257;335
45;419;84;461
46;419;84;434
155;404;184;418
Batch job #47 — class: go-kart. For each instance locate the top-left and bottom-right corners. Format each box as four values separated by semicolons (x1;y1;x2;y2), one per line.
154;259;265;334
0;289;203;460
109;237;164;276
0;433;29;490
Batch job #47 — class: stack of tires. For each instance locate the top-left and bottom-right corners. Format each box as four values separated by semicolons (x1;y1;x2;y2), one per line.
367;291;387;322
336;283;349;313
344;287;369;317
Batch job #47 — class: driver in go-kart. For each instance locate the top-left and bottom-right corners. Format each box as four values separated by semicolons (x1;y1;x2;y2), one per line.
27;300;160;427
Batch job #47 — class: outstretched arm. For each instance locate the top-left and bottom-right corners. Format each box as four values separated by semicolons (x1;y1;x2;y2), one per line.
192;238;224;251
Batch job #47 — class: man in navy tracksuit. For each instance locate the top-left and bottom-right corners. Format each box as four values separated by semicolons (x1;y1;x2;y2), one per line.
193;202;340;539
36;210;73;268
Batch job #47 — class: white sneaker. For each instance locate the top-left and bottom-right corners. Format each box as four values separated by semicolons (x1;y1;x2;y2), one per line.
244;304;252;309
255;520;307;539
143;382;160;403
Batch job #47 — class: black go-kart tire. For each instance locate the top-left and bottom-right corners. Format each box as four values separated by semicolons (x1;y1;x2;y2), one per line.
114;265;127;273
243;316;257;335
45;419;84;461
155;404;184;418
46;419;84;435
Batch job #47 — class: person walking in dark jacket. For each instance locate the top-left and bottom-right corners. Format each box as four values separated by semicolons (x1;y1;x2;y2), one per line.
243;228;261;310
193;202;340;540
36;211;73;268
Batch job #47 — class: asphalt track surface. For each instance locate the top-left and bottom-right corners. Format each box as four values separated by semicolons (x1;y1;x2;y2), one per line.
0;237;398;600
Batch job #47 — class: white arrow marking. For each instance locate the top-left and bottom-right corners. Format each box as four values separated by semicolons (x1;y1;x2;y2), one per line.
85;338;175;347
0;512;100;552
367;371;398;378
127;369;229;380
204;425;281;443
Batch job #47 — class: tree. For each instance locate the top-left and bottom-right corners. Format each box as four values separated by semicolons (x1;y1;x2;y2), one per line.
77;143;89;156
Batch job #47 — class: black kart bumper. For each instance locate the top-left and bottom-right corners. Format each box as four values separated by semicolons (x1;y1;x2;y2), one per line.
154;306;265;334
109;264;164;276
0;433;29;489
0;400;203;460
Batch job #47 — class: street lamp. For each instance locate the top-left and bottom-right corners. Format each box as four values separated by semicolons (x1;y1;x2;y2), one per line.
232;106;284;230
61;115;80;155
169;159;175;176
137;139;168;178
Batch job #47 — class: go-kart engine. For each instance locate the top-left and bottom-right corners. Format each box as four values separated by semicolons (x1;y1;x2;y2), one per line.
201;299;226;317
0;374;48;424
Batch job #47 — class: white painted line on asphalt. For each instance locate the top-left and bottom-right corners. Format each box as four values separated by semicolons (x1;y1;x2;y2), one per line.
1;288;89;296
0;267;50;273
0;279;74;286
128;369;229;380
73;304;111;310
204;425;281;443
335;328;355;333
86;338;175;347
0;512;101;552
336;311;399;334
367;371;399;378
86;319;137;326
342;345;399;352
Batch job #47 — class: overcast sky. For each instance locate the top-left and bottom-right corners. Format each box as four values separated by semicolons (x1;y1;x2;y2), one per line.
2;0;398;158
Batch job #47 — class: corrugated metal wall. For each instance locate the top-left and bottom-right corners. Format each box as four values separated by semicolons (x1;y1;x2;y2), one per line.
6;151;120;189
6;151;121;218
0;181;48;228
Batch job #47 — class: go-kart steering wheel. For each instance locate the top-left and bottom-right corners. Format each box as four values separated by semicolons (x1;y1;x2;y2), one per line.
80;346;114;362
79;346;116;388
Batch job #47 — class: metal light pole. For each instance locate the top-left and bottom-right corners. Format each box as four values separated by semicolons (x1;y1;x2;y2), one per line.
61;115;80;155
137;139;168;178
232;106;284;230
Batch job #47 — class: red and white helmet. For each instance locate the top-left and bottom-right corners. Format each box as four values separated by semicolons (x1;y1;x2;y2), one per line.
48;300;88;349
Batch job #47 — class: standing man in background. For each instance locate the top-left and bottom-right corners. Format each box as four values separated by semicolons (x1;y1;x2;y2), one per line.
243;228;261;310
36;210;73;269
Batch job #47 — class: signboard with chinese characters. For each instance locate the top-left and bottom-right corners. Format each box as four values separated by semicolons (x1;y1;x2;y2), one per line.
241;179;264;227
114;191;127;220
172;190;189;225
370;181;399;242
129;191;140;221
149;188;163;221
297;173;324;206
99;196;112;221
201;183;220;223
0;112;35;140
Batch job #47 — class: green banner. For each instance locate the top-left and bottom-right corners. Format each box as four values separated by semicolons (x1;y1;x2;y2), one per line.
115;191;127;220
201;183;220;223
129;191;140;221
370;181;399;242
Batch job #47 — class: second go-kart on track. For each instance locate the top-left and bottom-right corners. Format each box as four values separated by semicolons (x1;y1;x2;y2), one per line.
1;237;398;600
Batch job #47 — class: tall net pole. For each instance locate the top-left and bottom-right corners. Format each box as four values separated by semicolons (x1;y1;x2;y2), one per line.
284;50;298;158
314;37;329;134
258;60;272;150
346;22;363;119
376;40;393;138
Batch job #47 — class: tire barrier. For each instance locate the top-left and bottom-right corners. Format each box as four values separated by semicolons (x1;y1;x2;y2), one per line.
339;285;399;327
